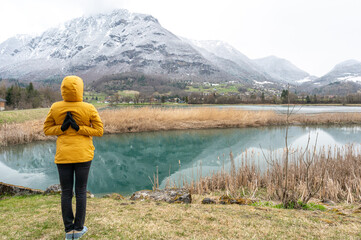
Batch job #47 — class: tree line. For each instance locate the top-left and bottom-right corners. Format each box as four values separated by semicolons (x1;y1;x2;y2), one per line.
0;82;62;110
2;79;361;109
183;90;361;105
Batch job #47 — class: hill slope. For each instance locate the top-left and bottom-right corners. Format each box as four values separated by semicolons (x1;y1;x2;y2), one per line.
300;60;361;95
253;55;311;84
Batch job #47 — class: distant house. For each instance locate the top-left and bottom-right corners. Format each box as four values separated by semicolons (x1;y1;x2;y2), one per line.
0;98;6;111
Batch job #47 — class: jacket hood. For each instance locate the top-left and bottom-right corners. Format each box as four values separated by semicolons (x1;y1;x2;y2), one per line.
61;76;84;102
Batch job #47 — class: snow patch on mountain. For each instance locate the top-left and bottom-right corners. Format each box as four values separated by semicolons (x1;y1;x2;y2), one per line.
254;80;274;85
337;75;361;83
310;59;361;87
296;76;312;84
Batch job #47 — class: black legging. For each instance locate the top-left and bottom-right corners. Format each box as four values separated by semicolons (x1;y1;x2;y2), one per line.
57;161;92;233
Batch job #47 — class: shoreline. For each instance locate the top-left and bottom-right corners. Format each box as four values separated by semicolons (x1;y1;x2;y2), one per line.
1;107;361;147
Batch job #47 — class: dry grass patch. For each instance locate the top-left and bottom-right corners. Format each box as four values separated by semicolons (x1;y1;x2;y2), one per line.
1;195;361;239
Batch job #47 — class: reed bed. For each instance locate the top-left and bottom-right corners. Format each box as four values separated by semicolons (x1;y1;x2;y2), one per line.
100;107;281;133
185;145;361;204
1;107;361;147
290;112;361;125
0;119;53;146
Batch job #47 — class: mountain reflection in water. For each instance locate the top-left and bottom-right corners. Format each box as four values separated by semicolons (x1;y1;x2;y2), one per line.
0;126;360;195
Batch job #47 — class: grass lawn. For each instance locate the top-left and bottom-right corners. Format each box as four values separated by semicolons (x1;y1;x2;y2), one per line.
186;84;241;94
83;91;108;107
0;108;49;124
0;195;360;239
83;91;107;102
0;102;108;124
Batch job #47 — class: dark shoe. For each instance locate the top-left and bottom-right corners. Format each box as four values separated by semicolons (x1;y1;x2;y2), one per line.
73;226;88;239
65;230;74;240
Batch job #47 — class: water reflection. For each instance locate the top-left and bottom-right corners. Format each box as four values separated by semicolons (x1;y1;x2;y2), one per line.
0;126;360;195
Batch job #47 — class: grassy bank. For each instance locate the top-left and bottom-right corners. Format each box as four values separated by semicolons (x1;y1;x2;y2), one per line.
1;107;361;147
1;194;360;239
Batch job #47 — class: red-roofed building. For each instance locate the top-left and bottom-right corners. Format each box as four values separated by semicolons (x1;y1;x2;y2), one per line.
0;98;6;111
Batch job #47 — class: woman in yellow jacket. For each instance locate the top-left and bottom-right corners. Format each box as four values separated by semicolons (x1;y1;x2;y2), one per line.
44;76;103;240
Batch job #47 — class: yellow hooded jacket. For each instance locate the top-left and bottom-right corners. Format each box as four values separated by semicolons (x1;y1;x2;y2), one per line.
43;76;103;164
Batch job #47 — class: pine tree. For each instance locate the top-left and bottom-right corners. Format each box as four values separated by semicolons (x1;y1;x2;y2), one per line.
281;89;289;103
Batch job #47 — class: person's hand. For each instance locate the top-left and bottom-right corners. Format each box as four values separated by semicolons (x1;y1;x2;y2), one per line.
61;113;71;132
68;112;80;131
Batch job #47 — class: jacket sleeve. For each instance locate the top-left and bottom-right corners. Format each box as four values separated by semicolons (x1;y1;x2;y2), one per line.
43;107;64;136
78;106;103;137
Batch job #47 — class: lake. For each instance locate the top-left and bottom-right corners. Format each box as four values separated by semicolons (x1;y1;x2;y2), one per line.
110;104;361;114
1;126;360;195
215;104;361;114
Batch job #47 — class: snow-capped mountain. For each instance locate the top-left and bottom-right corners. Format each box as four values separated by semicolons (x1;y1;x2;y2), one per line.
313;60;361;86
0;9;242;83
0;9;314;89
297;59;361;95
185;39;275;84
253;56;311;84
0;34;33;58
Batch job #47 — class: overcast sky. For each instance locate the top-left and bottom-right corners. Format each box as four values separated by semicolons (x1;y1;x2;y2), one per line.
1;0;360;76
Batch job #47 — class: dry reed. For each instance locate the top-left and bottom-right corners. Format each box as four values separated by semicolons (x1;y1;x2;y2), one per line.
185;145;361;203
0;120;53;146
100;107;281;133
1;107;361;147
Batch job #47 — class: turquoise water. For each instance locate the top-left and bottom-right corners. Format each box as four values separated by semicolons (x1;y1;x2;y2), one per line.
0;126;360;195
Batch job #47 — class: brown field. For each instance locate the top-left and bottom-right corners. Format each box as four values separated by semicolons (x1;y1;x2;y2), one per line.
1;107;361;147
